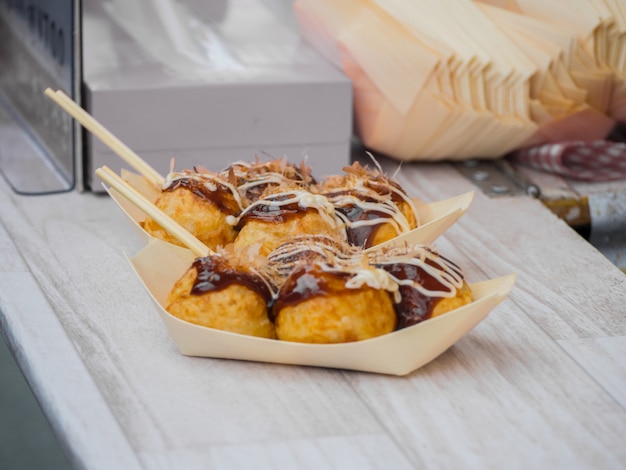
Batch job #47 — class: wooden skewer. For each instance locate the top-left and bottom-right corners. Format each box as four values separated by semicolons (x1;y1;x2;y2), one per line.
44;88;165;188
95;165;210;258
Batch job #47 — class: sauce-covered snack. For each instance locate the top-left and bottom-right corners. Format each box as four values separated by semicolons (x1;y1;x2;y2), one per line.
227;160;423;257
319;161;419;248
369;245;472;328
139;157;474;344
141;158;426;254
271;257;398;344
163;230;473;343
231;186;346;256
166;249;276;339
268;235;397;343
266;236;472;343
143;167;244;250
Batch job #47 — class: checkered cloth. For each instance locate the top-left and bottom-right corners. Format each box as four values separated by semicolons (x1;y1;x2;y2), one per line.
507;122;626;182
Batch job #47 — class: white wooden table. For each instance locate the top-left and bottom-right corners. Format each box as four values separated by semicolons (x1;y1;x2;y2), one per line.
1;158;625;470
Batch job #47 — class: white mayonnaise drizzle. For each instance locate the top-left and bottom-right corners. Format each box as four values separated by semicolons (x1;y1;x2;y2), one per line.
232;190;346;234
237;174;294;196
366;179;419;227
322;177;418;239
344;267;400;298
221;160;310;201
369;246;464;299
268;235;355;279
268;236;464;305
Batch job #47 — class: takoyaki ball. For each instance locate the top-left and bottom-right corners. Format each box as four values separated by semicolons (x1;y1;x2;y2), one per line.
221;157;316;204
273;262;397;344
143;168;245;250
166;252;275;339
232;188;346;257
319;161;418;248
371;245;472;329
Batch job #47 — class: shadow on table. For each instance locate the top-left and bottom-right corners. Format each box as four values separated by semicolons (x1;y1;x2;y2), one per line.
0;336;72;470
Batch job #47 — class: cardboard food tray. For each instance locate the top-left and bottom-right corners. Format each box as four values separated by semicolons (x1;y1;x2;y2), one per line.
128;238;515;376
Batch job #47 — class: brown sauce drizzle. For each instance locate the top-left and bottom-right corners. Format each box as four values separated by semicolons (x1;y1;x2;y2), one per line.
235;193;315;229
376;256;461;328
190;256;274;307
166;177;242;215
324;190;394;248
336;204;388;248
272;264;352;315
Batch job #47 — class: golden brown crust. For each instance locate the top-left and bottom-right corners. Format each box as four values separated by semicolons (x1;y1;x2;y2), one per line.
399;200;418;231
431;281;472;318
166;267;275;339
233;210;344;257
368;221;401;247
275;286;396;343
143;188;238;250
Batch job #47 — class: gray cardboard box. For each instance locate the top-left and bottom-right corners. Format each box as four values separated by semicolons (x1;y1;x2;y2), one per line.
83;0;353;191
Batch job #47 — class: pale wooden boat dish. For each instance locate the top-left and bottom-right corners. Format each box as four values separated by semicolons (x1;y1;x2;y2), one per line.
128;238;515;376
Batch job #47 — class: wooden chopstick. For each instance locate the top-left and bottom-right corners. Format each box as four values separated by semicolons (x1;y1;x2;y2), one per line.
95;165;210;258
44;88;165;188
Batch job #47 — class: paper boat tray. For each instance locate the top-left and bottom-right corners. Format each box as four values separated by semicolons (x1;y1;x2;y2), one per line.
128;238;515;376
107;171;475;249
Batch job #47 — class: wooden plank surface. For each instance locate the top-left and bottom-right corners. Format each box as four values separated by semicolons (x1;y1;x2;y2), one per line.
0;158;625;469
0;198;142;470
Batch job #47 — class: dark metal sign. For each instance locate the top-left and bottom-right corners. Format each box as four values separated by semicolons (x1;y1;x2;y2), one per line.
0;0;81;194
